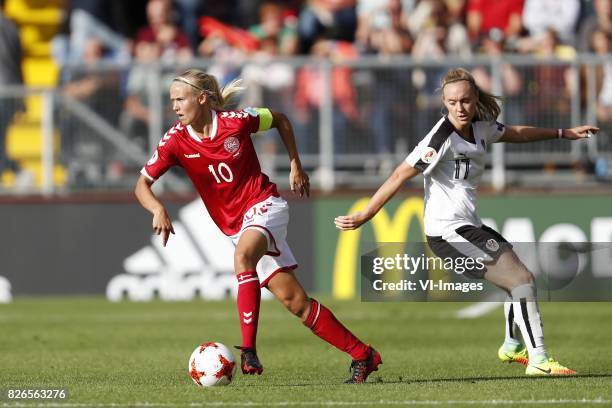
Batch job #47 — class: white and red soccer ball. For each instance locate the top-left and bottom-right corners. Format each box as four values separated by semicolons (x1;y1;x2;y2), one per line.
188;342;237;387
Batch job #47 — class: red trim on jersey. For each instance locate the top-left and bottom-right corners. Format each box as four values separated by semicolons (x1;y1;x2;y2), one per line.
260;264;298;288
243;224;281;256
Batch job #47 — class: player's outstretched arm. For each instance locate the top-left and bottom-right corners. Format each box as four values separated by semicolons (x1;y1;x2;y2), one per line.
134;175;175;247
499;125;600;143
271;111;310;197
334;162;419;230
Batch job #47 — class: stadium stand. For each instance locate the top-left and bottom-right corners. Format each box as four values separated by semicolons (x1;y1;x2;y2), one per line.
0;0;610;192
3;0;65;188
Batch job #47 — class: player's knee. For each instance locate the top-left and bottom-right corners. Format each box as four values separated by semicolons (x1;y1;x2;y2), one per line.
514;267;534;286
234;250;256;271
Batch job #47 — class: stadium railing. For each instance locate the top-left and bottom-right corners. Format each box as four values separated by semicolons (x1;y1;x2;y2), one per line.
0;54;610;195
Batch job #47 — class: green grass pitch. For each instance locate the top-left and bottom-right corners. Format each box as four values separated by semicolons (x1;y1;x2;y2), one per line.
0;298;610;407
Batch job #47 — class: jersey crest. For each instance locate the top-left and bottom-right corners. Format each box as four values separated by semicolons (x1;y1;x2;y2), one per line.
224;137;240;154
486;239;499;252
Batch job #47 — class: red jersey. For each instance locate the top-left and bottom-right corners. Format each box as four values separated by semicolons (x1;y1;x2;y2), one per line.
141;108;280;236
467;0;524;37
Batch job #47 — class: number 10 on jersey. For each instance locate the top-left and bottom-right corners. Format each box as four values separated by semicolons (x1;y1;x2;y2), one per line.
208;162;234;184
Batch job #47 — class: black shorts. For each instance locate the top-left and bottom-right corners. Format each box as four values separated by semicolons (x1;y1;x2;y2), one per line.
426;224;513;279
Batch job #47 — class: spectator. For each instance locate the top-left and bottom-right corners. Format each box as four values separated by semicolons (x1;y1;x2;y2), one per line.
293;40;359;154
241;2;299;178
249;1;299;56
174;0;205;50
466;0;523;44
406;0;469;56
471;28;524;124
411;0;449;141
522;0;581;46
357;0;414;169
197;23;248;89
199;16;260;54
589;29;612;174
0;2;25;179
60;39;122;186
356;0;413;54
65;0;148;38
121;41;176;149
61;39;122;132
242;2;300;87
241;47;295;177
174;0;251;51
577;0;612;52
444;0;466;22
411;0;448;59
525;29;575;127
591;30;612;125
135;0;193;64
298;0;358;53
444;0;471;56
532;28;577;59
200;0;242;26
52;0;132;66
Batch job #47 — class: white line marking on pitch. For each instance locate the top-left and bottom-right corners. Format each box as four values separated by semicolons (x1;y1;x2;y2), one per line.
456;292;506;319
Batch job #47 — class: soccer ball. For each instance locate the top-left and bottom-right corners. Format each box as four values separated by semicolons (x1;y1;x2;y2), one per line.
188;342;237;387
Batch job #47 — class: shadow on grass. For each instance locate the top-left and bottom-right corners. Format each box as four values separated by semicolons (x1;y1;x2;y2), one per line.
235;373;612;388
380;373;612;385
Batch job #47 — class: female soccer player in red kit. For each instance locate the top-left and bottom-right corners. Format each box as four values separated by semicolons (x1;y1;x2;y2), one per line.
134;69;381;383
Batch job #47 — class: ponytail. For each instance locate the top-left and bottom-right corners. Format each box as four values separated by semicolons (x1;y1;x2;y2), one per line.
219;78;244;109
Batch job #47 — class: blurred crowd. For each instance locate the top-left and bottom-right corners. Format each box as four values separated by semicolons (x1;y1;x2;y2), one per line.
50;0;612;61
49;0;612;134
3;0;612;187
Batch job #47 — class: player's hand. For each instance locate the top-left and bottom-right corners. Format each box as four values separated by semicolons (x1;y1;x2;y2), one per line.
290;164;310;198
152;207;175;247
563;125;599;140
334;212;369;230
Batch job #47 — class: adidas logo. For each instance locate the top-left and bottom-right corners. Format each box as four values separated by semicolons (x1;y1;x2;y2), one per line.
106;199;272;302
0;276;12;303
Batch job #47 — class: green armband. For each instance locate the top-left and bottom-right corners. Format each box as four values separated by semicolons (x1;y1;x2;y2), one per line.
255;108;273;132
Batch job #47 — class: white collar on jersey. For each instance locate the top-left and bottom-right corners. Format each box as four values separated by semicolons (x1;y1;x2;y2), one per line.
187;109;218;142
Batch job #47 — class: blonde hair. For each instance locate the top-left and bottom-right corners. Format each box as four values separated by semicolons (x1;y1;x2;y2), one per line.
441;68;501;121
173;69;244;110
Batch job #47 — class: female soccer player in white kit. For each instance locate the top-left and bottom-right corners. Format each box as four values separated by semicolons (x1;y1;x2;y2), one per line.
135;69;381;384
335;67;599;376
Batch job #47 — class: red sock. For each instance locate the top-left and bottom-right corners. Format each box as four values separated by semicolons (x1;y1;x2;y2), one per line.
236;271;261;350
303;298;370;360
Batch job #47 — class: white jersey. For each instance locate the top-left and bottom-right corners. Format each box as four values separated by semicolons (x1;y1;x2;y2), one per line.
405;116;506;237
